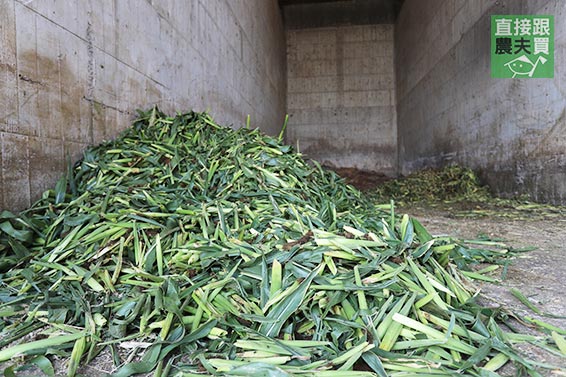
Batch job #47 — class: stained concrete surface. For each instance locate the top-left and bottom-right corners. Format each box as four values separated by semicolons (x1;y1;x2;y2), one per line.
286;24;397;174
396;0;566;204
0;0;287;212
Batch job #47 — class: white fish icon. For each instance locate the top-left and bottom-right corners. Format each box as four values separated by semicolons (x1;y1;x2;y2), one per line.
504;55;547;78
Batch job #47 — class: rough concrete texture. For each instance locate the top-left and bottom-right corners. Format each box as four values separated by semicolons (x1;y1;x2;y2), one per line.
396;0;566;204
0;0;286;211
286;25;397;174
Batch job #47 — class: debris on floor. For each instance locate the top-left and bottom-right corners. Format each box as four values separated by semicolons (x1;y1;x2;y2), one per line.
359;165;566;221
366;166;491;204
326;167;390;192
0;109;564;376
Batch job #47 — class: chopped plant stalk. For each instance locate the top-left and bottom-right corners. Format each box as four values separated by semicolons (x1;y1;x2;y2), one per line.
0;108;563;376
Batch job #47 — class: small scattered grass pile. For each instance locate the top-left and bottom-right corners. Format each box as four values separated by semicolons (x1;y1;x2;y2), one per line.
452;198;566;220
0;109;564;376
367;166;566;221
368;166;491;204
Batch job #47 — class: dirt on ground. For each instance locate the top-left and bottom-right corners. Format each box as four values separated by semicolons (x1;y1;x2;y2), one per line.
329;167;391;191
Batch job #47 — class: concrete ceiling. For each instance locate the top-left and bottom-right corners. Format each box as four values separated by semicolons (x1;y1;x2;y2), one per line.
279;0;404;29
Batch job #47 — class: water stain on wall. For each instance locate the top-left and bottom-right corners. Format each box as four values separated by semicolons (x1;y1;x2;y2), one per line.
303;138;397;174
18;50;88;141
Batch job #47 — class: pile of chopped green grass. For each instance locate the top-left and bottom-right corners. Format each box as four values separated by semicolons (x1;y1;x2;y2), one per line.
366;166;566;220
0;109;564;377
368;166;492;204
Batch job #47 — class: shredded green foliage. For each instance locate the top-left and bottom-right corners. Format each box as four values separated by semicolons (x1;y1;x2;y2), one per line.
445;197;566;221
0;109;563;376
367;166;566;220
368;166;491;204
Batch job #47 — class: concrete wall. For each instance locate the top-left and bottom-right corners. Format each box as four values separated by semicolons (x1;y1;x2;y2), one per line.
0;0;286;211
396;0;566;203
286;25;397;174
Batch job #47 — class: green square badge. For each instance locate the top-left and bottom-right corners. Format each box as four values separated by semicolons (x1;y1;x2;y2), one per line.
491;15;554;78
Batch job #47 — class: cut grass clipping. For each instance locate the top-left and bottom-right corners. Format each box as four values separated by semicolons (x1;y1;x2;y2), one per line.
367;166;566;220
365;165;566;221
0;108;564;376
368;166;491;204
